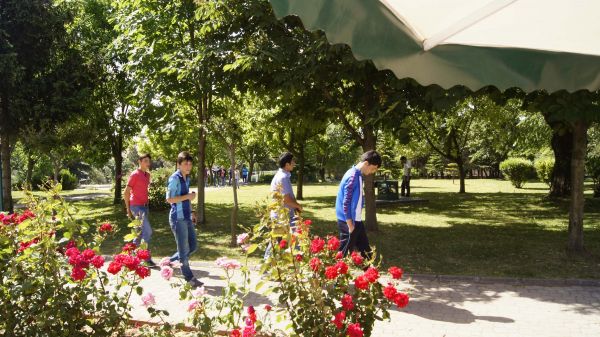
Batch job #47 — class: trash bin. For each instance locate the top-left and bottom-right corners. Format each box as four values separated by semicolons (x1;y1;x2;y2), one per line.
376;180;399;201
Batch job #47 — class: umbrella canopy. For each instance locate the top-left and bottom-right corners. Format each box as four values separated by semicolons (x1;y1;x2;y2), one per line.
269;0;600;92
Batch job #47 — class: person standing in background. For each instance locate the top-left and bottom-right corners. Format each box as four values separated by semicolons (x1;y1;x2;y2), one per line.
400;156;411;197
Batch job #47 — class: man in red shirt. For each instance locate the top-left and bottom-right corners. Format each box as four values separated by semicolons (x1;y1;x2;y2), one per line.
124;153;155;266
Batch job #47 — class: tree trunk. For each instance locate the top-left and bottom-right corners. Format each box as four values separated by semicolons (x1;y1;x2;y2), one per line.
196;96;208;225
52;158;61;185
362;131;378;232
229;144;238;247
549;126;573;197
296;143;305;200
0;133;13;212
248;156;255;185
111;134;123;205
457;159;466;193
567;120;587;253
26;153;35;190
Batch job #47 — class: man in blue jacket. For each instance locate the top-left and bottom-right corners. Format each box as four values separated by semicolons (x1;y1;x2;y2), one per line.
336;150;382;259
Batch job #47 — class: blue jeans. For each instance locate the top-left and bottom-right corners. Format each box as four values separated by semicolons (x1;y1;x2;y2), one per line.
169;218;197;281
130;205;152;246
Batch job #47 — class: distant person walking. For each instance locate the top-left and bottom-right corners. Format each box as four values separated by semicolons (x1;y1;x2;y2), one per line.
335;150;381;259
400;156;411;197
124;153;156;267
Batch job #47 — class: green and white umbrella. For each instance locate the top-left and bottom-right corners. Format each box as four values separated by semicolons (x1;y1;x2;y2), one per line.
269;0;600;92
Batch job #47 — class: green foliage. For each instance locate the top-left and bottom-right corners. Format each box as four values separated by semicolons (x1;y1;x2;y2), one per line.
0;184;158;336
59;169;79;190
148;167;172;211
242;189;408;337
500;158;536;188
586;155;600;197
258;173;275;184
534;157;555;186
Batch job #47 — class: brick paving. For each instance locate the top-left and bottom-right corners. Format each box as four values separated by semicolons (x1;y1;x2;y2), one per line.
128;262;600;337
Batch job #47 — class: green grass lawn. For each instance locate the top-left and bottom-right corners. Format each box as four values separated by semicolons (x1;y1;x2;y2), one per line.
16;179;600;279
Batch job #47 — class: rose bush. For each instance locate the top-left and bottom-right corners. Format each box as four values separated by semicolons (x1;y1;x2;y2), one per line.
240;189;410;337
0;185;169;337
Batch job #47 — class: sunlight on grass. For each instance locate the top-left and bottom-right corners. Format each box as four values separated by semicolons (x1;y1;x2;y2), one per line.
33;179;600;279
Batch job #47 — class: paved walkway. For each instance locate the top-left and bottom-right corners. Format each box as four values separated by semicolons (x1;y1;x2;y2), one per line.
128;262;600;337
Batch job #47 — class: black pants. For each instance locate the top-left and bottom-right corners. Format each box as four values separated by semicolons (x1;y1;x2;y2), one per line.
337;220;372;260
401;175;411;197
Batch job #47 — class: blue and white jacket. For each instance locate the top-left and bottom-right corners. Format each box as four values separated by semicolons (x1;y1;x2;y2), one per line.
336;166;364;222
167;170;192;222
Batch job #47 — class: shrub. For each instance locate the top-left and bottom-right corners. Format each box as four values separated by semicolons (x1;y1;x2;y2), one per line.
500;158;536;188
60;169;79;190
238;188;409;337
0;184;167;336
586;155;600;197
534;157;555;186
147;167;172;211
258;173;275;184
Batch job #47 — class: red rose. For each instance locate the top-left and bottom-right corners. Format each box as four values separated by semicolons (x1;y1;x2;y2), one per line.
327;236;340;251
393;292;410;308
113;254;127;263
248;312;257;323
107;261;123;274
248;305;256;314
65;247;80;257
123;255;141;270
347;323;364;337
82;249;96;261
295;254;303;262
354;275;369;290
279;240;287;249
91;255;105;268
135;265;151;279
69;254;90;269
65;240;77;250
264;304;272;311
230;329;241;337
309;257;322;272
71;267;86;282
325;265;339;280
123;243;137;252
310;237;325;254
336;261;349;275
364;267;379;283
335;251;343;260
332;311;346;330
304;219;312;226
351;251;363;265
136;249;151;261
99;222;113;232
341;294;354;311
383;283;398;301
388;266;403;279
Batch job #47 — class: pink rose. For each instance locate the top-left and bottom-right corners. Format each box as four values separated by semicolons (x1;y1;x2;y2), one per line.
141;292;156;307
187;299;199;312
160;266;174;281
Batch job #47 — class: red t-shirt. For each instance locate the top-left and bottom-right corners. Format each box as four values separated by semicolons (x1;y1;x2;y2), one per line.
127;169;151;206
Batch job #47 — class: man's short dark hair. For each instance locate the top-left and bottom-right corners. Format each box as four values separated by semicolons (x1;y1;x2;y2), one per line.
139;153;151;161
360;150;382;167
278;152;294;169
400;156;407;161
177;151;194;165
